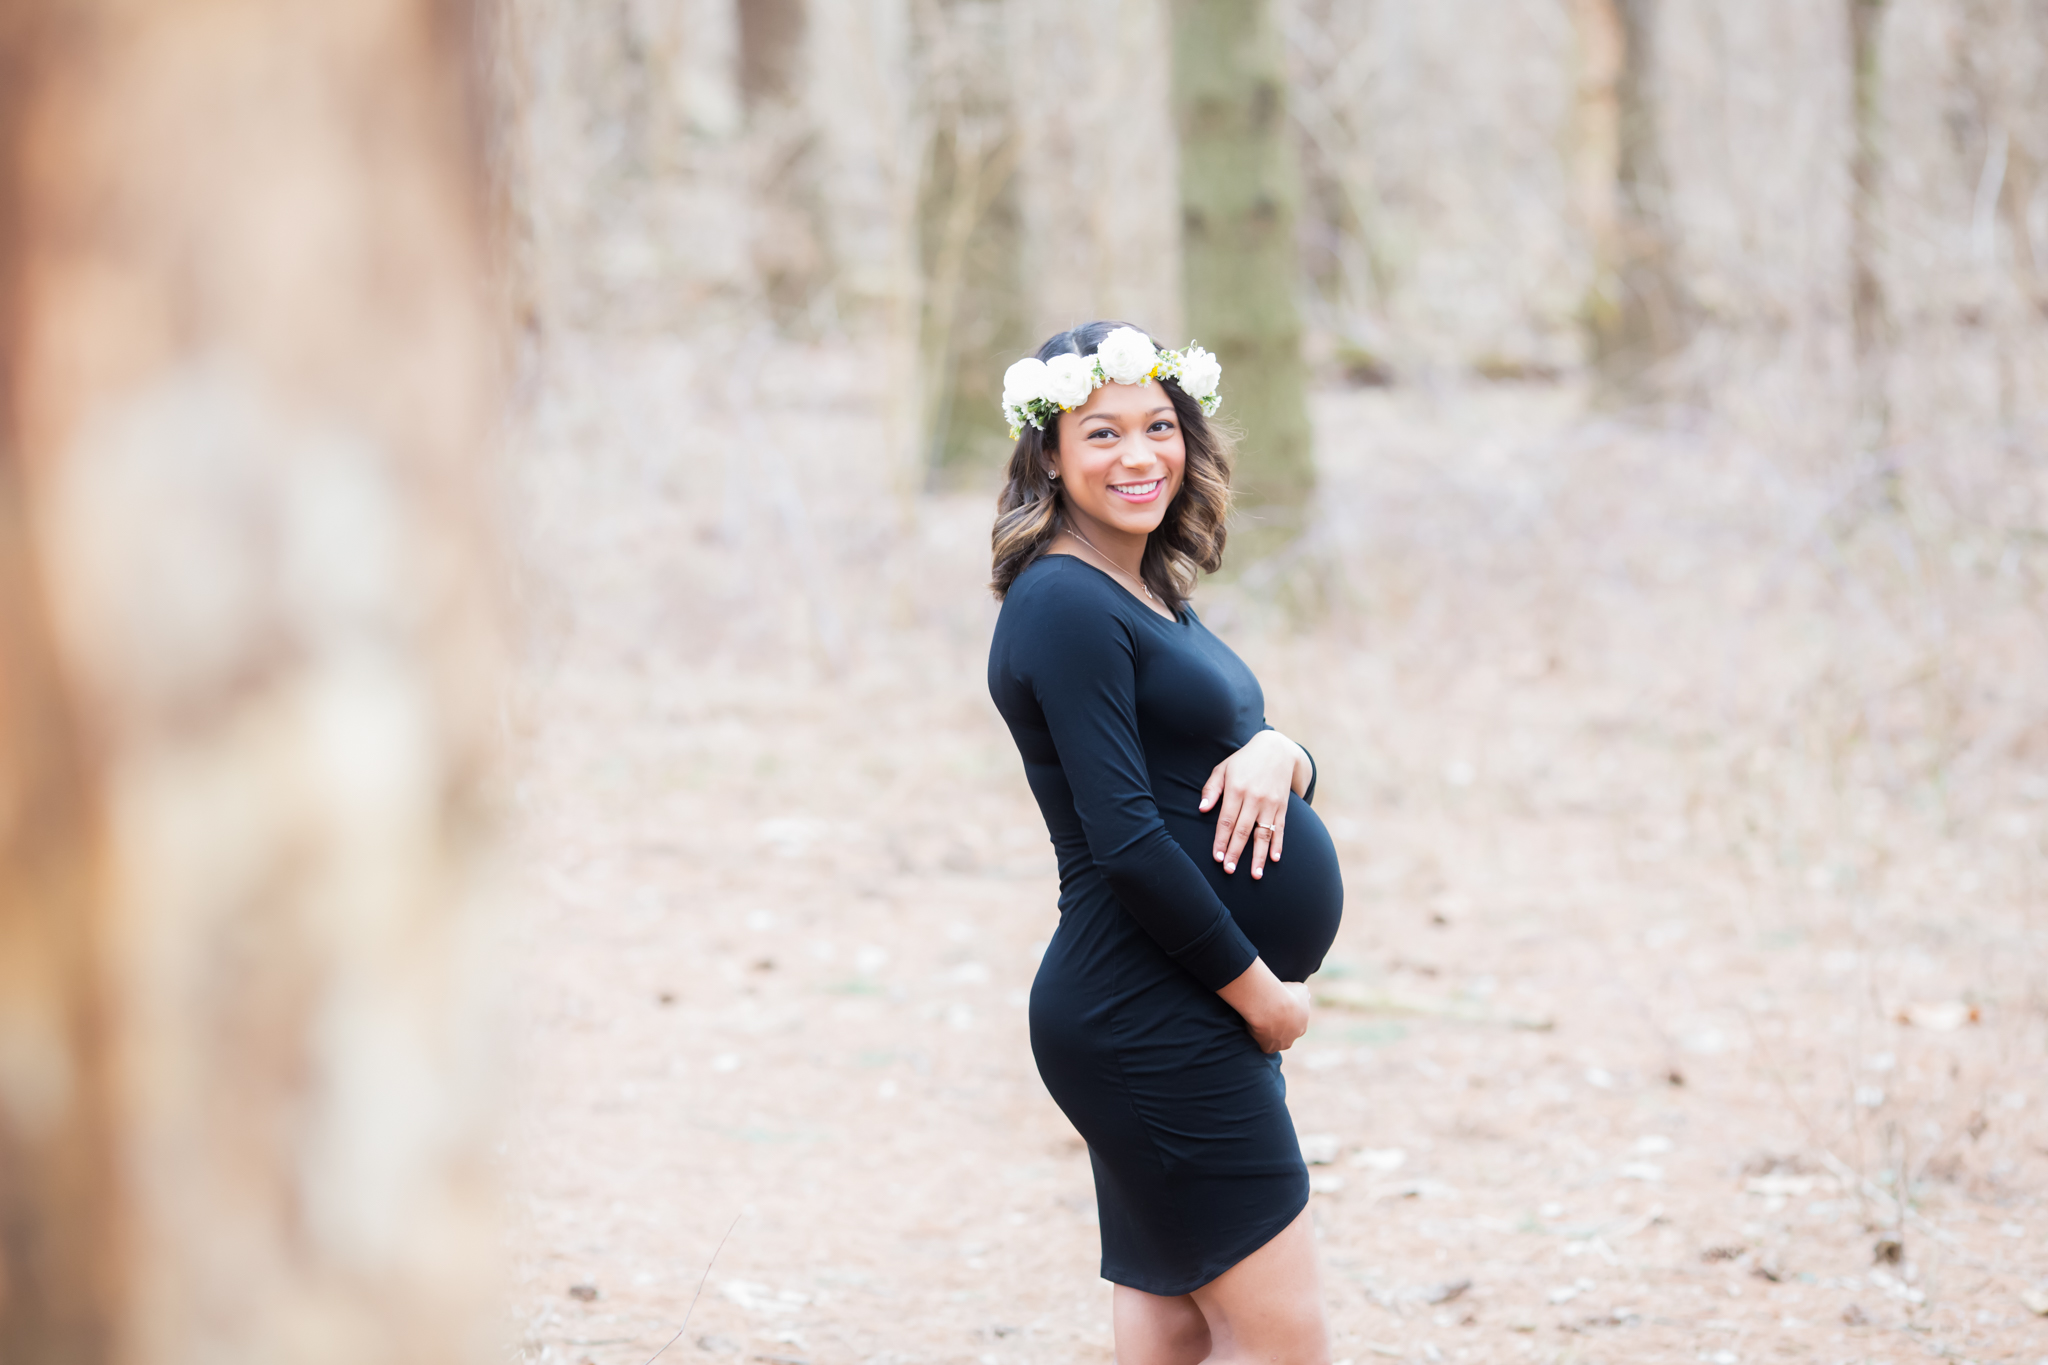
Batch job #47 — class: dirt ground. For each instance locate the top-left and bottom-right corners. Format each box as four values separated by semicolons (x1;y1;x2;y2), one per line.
503;338;2048;1365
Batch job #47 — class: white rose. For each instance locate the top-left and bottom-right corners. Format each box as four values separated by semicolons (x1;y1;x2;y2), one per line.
1095;327;1160;387
1042;352;1098;410
1174;345;1222;401
1002;357;1050;410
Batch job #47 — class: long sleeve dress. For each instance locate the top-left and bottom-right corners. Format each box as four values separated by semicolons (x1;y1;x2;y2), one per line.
987;553;1345;1295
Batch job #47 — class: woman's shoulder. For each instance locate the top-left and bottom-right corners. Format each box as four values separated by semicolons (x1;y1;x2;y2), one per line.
1004;552;1129;607
997;554;1138;640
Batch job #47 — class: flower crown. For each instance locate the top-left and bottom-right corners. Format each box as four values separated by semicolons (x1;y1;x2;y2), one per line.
1001;327;1222;440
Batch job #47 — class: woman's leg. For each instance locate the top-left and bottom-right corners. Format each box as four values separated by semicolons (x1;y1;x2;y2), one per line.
1186;1205;1329;1364
1112;1284;1210;1365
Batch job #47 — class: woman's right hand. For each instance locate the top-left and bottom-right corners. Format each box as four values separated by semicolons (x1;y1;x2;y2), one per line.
1216;959;1312;1053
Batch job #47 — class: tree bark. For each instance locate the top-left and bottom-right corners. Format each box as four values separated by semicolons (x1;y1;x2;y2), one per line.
0;385;117;1365
0;2;500;1361
740;0;808;111
1848;0;1891;442
914;0;1028;485
1170;0;1314;519
1583;0;1694;401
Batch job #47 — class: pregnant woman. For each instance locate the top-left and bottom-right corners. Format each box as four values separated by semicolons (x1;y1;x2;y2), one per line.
987;322;1344;1364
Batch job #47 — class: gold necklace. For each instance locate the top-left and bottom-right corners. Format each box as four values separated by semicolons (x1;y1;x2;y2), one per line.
1066;524;1163;606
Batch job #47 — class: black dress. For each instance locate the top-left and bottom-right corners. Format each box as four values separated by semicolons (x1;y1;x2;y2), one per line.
987;554;1345;1295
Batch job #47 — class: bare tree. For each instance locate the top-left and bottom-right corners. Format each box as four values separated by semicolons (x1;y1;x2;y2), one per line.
1946;0;2048;423
1171;0;1314;521
1581;0;1695;401
0;2;499;1361
741;0;808;109
914;0;1028;485
1849;0;1893;440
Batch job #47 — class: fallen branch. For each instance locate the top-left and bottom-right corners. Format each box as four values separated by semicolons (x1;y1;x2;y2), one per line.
1312;981;1554;1031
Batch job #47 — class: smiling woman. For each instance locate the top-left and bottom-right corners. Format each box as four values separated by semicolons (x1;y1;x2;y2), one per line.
986;322;1341;1364
990;324;1230;617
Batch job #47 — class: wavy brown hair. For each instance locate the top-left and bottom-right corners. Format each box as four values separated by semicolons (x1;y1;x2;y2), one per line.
989;320;1234;614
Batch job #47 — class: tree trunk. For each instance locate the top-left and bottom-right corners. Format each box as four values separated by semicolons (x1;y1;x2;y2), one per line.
1569;0;1625;297
0;428;117;1365
914;0;1028;486
0;2;499;1361
1009;0;1184;349
1583;0;1694;401
739;0;807;111
1848;0;1891;442
1170;0;1314;520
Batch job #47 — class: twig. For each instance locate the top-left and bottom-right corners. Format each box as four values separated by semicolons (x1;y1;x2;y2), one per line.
1311;981;1553;1031
642;1214;743;1365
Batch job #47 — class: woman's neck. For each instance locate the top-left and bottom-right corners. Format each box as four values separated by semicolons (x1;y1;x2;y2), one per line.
1061;507;1148;581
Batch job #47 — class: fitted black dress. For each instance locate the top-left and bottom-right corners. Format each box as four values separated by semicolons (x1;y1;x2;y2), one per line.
987;554;1345;1295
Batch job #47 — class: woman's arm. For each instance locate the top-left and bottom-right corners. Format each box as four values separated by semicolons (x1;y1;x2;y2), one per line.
1017;591;1261;992
1216;959;1313;1053
1198;729;1314;879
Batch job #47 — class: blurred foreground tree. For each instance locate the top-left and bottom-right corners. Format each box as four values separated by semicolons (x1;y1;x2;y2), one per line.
1171;0;1314;521
1577;0;1695;401
0;2;500;1362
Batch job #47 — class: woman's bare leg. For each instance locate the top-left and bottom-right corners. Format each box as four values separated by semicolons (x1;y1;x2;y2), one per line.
1187;1205;1329;1364
1112;1285;1210;1365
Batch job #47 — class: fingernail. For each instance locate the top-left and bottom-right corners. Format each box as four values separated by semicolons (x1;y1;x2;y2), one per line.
1224;862;1234;873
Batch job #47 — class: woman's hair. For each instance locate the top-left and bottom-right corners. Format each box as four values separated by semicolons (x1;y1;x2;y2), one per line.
989;320;1234;612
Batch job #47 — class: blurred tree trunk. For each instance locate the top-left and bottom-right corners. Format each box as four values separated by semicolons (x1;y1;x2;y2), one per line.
1951;0;2045;424
737;0;832;323
1581;0;1694;401
739;0;807;109
1009;0;1183;347
0;2;499;1363
1848;0;1892;441
1569;0;1624;303
0;420;117;1363
914;0;1028;486
1170;0;1314;521
0;18;121;1360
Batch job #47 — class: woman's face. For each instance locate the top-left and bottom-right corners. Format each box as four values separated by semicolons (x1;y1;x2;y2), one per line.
1048;378;1186;538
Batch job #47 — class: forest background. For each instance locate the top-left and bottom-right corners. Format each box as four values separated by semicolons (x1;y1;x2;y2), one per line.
1;2;2045;1365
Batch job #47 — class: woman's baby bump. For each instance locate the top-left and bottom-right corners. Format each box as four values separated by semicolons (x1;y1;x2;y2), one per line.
1160;792;1344;983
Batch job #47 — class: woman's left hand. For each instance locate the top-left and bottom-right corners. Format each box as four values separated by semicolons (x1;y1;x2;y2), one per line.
1199;730;1313;879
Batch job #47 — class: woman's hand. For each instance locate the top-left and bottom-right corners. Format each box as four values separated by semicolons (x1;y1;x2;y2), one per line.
1216;959;1312;1053
1199;729;1313;878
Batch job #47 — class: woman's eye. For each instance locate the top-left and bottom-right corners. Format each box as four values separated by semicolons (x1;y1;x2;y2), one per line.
1149;421;1175;433
1088;427;1116;441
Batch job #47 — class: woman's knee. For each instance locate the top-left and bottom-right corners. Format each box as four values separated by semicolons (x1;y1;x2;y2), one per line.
1189;1213;1329;1363
1112;1286;1209;1365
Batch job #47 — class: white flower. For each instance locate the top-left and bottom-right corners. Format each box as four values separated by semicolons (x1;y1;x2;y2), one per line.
1095;327;1160;386
1002;357;1050;410
1042;352;1098;410
1173;344;1222;401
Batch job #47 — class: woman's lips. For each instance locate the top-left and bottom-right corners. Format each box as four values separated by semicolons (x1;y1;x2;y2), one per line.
1109;479;1162;504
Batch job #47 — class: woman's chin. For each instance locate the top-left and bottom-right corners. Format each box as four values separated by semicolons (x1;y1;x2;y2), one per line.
1088;501;1170;536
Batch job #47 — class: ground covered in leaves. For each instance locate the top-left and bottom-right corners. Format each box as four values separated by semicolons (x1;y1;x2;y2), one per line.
504;337;2047;1365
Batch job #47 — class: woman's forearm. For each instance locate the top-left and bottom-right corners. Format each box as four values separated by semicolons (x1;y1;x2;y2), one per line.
1216;957;1311;1053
